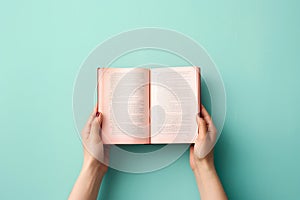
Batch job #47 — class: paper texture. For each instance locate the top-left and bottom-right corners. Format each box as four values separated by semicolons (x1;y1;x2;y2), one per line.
97;66;200;144
98;68;150;144
150;67;200;143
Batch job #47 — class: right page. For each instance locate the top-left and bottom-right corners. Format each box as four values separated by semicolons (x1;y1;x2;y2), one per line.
150;66;200;144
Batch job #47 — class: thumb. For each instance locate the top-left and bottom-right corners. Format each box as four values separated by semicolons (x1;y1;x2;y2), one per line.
97;112;103;126
196;115;207;140
89;115;102;142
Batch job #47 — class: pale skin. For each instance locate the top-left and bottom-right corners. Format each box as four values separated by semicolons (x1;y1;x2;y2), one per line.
69;107;108;200
69;105;227;200
190;105;228;200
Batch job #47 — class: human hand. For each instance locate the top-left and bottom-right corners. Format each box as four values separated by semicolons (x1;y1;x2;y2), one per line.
190;105;217;171
69;107;109;200
81;106;109;175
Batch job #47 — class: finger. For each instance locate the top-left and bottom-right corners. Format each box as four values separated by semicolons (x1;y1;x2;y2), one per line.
89;117;102;143
196;114;201;126
103;144;110;165
200;105;212;123
97;112;103;126
190;145;195;158
81;105;98;139
196;115;207;140
189;145;195;163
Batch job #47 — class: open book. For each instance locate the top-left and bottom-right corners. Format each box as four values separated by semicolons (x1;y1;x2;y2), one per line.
97;66;200;144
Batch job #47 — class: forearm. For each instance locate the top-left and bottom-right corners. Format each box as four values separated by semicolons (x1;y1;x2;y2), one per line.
69;162;105;200
193;162;227;200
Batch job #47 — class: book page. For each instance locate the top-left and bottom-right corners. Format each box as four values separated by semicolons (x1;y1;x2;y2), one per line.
150;66;200;143
98;68;150;144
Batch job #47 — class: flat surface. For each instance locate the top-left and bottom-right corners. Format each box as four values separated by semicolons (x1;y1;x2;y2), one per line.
0;0;300;199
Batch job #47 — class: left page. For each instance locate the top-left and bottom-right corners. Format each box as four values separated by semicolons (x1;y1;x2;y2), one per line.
98;68;150;144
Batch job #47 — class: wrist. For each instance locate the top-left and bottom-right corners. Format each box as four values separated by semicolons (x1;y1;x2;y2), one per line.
193;157;215;174
82;157;107;177
193;161;216;182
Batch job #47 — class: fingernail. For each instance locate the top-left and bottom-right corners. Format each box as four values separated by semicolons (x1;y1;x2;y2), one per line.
96;112;100;117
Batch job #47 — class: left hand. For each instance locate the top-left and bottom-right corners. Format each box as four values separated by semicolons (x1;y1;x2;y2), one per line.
81;106;109;174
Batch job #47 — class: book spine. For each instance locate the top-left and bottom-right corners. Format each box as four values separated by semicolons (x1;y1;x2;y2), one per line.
149;69;151;144
197;67;201;114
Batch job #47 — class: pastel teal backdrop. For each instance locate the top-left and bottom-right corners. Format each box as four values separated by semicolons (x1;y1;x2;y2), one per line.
0;0;299;199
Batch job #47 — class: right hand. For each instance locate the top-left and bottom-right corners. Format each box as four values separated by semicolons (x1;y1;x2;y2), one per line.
190;105;217;171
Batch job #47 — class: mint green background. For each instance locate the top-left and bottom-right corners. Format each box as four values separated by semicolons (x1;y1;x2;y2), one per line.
1;0;300;199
